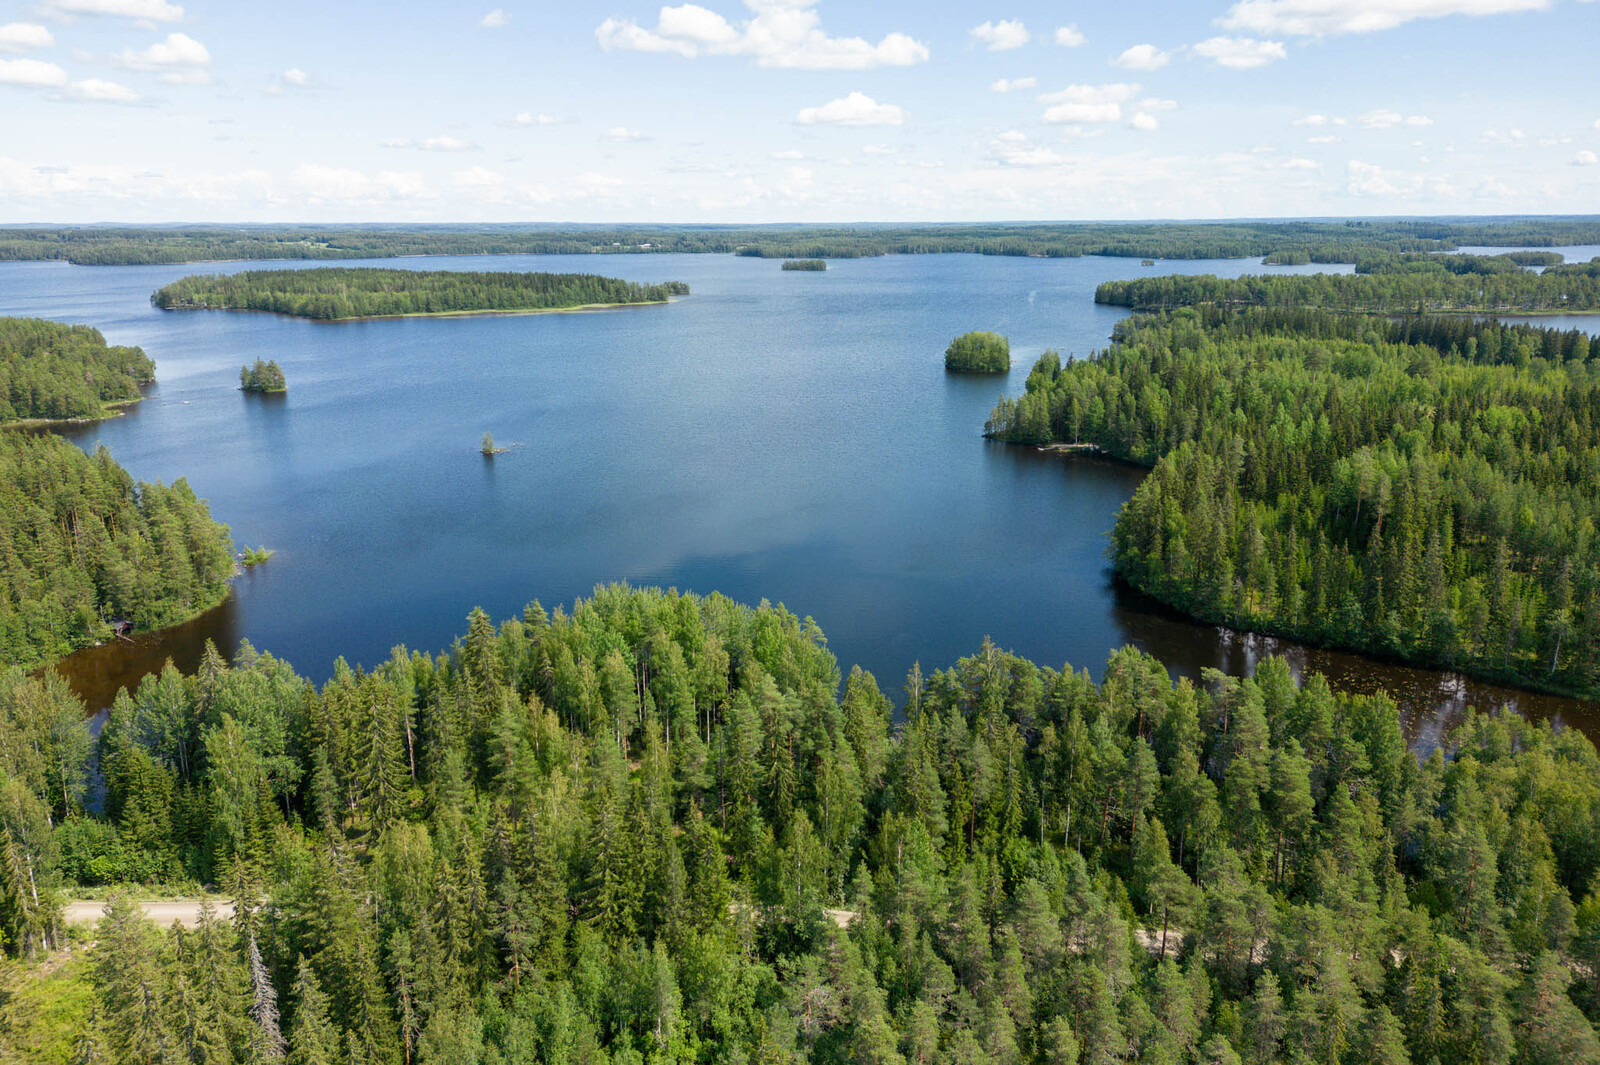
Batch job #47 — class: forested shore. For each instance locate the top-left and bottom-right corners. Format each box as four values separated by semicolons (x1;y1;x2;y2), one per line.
1096;257;1600;315
0;431;235;670
3;584;1600;1063
6;218;1600;265
0;318;155;424
152;269;691;321
986;308;1600;702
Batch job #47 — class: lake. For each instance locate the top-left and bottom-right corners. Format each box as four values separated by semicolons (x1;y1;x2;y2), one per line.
3;251;1595;746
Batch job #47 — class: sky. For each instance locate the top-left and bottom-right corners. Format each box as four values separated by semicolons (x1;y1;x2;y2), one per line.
0;0;1597;223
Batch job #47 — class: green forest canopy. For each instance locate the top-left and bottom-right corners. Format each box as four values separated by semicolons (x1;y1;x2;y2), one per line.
0;430;234;670
152;268;692;321
3;584;1600;1062
946;331;1011;374
1096;257;1600;315
986;307;1600;700
0;318;154;424
6;218;1600;264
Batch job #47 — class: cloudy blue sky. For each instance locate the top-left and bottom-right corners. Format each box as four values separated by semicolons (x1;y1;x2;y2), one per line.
1;0;1597;222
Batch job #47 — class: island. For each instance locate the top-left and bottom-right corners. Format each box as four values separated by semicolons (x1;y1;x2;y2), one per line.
0;317;155;424
239;358;286;393
944;330;1010;373
151;268;692;321
781;259;827;271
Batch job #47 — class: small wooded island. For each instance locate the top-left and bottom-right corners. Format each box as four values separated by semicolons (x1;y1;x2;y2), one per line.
781;259;827;271
944;330;1011;373
239;358;286;393
151;268;691;321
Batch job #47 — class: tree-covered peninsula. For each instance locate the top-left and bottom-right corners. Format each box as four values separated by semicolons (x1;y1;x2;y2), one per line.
0;318;155;424
0;430;234;669
151;268;691;321
987;307;1600;699
4;584;1600;1062
1096;257;1600;315
945;330;1011;373
239;359;286;393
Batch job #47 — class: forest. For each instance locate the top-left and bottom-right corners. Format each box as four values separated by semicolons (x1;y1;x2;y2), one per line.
0;318;155;424
0;430;235;670
3;584;1600;1063
151;270;692;321
781;261;827;272
6;219;1600;265
1095;258;1600;315
985;307;1600;700
240;361;287;394
945;332;1011;374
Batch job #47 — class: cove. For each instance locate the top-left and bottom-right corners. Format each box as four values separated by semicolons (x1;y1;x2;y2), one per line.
3;250;1595;746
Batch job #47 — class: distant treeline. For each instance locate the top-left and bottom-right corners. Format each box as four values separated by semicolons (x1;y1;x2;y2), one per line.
0;317;154;423
1097;257;1600;314
6;218;1600;264
781;259;827;271
987;307;1600;698
152;268;691;321
0;431;234;668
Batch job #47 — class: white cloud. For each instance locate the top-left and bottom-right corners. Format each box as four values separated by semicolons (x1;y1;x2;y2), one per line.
596;2;929;70
769;149;804;159
293;163;426;202
1357;108;1428;129
282;67;309;86
602;126;648;141
1575;150;1598;166
43;0;184;21
1293;114;1330;126
1192;36;1287;68
1054;24;1086;47
508;111;558;125
1283;157;1320;169
1221;0;1548;37
795;91;903;127
1112;44;1170;71
1137;97;1179;112
997;129;1027;143
452;165;503;186
1480;128;1525;143
0;23;54;52
424;136;474;151
0;58;68;86
989;76;1036;93
1307;134;1341;143
116;32;210;70
1129;112;1161;131
861;143;898;155
1346;159;1396;195
65;77;138;102
1038;83;1140;124
970;19;1029;50
479;9;510;28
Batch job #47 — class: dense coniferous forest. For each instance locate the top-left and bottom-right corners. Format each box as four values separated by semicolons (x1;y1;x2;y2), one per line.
986;308;1600;698
2;585;1600;1063
152;269;691;321
239;360;287;393
945;332;1011;374
0;431;235;669
781;260;827;272
7;219;1600;265
1096;258;1600;315
0;318;155;424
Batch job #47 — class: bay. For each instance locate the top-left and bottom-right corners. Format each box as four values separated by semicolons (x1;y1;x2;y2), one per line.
3;251;1594;745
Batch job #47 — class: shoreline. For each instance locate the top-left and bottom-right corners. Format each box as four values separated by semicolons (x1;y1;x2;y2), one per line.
160;298;674;323
1;395;146;430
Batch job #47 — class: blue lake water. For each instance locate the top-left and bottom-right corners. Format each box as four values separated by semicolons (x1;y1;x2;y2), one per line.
4;251;1595;744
